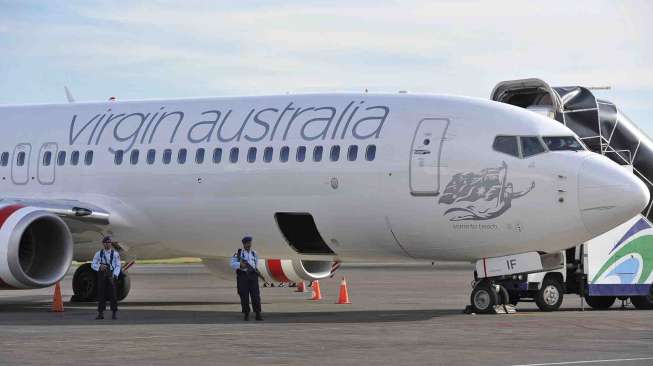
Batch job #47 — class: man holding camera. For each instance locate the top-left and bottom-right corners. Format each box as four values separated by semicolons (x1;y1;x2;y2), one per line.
91;235;121;320
230;236;263;321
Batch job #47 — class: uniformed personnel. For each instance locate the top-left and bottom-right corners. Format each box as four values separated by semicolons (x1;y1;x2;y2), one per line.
230;236;263;321
91;235;121;320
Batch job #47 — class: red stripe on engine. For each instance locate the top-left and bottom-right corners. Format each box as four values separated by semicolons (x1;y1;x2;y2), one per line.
0;204;25;230
267;259;290;282
0;204;24;288
0;277;16;289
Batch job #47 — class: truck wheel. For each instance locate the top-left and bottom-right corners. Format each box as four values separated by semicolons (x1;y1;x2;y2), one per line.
631;295;653;310
535;278;563;311
584;295;616;309
470;282;498;314
71;263;97;302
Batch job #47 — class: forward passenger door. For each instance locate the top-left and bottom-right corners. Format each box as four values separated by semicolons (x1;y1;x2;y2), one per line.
409;118;450;196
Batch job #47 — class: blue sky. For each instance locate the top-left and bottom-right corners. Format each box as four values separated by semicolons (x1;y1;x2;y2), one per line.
1;0;651;133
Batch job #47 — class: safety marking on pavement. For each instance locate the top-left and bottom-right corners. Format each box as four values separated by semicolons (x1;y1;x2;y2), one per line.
511;357;653;366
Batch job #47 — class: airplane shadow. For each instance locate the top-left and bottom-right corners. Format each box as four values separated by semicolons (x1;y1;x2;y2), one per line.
0;301;460;326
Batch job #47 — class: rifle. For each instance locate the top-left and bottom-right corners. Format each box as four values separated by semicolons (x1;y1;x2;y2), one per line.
239;251;266;281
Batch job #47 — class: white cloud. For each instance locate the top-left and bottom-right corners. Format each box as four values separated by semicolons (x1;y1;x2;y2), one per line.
1;0;651;113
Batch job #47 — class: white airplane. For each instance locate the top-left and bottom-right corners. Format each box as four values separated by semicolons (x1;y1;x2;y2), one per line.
0;92;647;313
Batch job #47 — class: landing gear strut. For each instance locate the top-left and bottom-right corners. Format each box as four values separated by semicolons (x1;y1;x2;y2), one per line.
71;263;131;302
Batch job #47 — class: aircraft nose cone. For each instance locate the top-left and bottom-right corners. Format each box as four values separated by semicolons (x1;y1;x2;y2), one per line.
579;155;649;237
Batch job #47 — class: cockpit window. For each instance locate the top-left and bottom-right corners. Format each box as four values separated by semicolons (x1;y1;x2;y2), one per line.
520;136;546;157
492;136;519;157
542;136;584;151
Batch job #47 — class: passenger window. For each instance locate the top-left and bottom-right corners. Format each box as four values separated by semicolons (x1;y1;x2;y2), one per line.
263;147;273;163
57;151;66;166
247;147;257;163
296;146;306;162
70;151;80;166
229;147;239;163
178;148;187;164
163;149;172;164
114;150;124;165
313;146;323;162
347;145;358;161
147;149;156;165
213;148;222;163
520;136;546;157
365;145;376;161
196;148;205;164
84;150;93;165
43;151;52;166
330;146;340;162
0;152;8;166
492;136;519;157
280;146;289;162
130;149;139;165
16;152;26;167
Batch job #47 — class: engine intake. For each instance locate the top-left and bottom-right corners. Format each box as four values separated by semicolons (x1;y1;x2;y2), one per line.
0;205;73;289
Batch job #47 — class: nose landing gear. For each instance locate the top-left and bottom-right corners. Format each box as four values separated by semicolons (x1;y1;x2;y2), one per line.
467;279;512;314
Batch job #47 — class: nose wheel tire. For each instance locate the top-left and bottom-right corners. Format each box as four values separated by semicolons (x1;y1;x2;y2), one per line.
535;278;564;312
470;281;499;314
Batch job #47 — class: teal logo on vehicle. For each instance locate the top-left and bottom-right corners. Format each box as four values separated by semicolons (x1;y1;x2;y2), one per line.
592;218;653;284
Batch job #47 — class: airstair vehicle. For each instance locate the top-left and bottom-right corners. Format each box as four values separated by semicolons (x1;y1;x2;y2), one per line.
477;79;653;311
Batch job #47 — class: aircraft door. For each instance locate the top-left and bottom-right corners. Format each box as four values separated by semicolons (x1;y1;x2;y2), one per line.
37;142;57;185
409;118;449;196
11;143;31;185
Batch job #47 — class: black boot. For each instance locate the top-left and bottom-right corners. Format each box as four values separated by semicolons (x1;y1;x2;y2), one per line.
255;312;263;321
96;313;104;320
112;311;117;320
243;312;250;321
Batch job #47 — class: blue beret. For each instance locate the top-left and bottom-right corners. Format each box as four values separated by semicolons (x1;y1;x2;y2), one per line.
242;236;253;244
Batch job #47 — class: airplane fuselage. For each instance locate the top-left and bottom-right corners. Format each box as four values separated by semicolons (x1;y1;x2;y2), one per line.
0;93;647;263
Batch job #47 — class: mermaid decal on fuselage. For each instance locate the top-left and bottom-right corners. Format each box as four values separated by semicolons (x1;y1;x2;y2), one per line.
439;162;535;221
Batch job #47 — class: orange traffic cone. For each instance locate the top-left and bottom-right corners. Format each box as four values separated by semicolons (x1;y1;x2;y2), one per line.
295;281;306;293
336;277;351;304
310;280;322;300
51;282;64;312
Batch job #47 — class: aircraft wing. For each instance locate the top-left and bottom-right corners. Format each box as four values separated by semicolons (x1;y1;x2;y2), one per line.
0;197;110;226
0;197;112;250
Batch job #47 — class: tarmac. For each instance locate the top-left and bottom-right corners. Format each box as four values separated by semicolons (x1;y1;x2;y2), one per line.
0;263;652;366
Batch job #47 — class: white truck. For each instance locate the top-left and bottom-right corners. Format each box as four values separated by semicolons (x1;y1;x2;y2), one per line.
493;215;653;311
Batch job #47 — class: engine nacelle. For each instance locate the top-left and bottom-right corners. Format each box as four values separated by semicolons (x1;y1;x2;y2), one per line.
0;204;73;289
257;259;333;283
202;257;333;282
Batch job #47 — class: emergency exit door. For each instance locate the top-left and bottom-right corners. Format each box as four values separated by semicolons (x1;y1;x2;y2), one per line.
409;118;449;196
38;142;58;185
11;143;31;185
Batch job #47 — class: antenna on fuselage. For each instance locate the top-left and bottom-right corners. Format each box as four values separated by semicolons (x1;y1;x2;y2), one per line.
64;86;75;103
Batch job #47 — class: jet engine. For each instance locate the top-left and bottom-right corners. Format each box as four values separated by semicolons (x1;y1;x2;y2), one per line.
202;257;334;282
0;205;73;289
